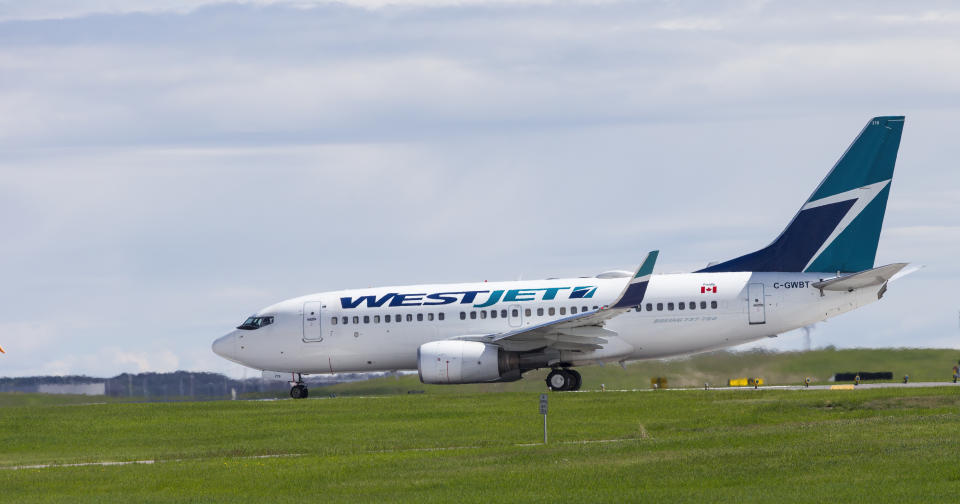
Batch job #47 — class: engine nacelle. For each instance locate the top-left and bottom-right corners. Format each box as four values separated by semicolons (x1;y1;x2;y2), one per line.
418;341;520;384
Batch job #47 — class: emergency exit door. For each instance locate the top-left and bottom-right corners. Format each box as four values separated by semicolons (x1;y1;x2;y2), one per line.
507;304;523;328
303;301;324;341
748;283;766;325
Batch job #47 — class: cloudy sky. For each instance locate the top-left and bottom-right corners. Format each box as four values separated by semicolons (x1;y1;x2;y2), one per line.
1;0;958;378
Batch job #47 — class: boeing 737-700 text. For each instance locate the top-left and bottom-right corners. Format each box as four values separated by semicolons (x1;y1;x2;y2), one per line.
213;116;913;397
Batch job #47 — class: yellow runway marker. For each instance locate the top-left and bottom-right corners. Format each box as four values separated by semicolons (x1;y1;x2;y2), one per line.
830;384;855;390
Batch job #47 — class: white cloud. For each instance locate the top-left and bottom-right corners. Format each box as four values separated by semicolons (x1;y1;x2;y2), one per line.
1;0;959;377
0;322;59;354
655;17;724;31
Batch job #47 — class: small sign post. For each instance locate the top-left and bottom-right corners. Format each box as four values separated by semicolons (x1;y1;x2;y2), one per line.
539;393;548;444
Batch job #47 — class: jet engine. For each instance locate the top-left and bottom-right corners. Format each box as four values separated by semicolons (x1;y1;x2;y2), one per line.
418;341;520;384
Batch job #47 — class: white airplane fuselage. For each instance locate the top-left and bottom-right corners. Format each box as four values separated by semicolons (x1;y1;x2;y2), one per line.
212;115;908;393
213;271;878;374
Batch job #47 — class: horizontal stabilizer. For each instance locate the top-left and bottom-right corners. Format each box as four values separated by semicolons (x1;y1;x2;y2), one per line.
812;263;908;292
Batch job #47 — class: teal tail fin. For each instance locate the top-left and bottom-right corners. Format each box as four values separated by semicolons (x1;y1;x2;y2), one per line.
699;116;904;274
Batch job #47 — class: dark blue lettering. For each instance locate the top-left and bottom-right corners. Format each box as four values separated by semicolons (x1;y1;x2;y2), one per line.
340;293;396;309
457;291;489;304
422;292;462;306
390;293;426;307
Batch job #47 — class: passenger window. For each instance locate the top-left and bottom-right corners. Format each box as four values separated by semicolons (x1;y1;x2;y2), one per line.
480;311;487;319
385;314;391;323
352;316;359;324
490;310;497;319
689;301;696;311
646;303;652;311
470;311;477;320
667;303;674;311
331;317;338;325
460;312;466;320
656;303;663;311
417;313;423;321
582;306;588;312
571;306;577;314
406;314;413;322
559;307;566;315
374;315;380;323
342;316;348;325
439;313;445;321
537;308;544;316
548;307;556;316
678;302;685;310
700;301;707;309
428;313;434;321
363;315;370;323
711;301;718;309
593;306;599;310
501;309;508;318
513;309;520;317
525;308;532;317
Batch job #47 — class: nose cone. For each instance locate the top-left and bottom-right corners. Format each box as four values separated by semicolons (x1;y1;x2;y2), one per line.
212;332;237;361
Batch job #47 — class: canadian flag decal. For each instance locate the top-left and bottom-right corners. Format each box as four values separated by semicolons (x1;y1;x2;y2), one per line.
701;283;717;294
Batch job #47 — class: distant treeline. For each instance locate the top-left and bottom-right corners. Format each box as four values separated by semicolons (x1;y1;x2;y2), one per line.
0;371;383;398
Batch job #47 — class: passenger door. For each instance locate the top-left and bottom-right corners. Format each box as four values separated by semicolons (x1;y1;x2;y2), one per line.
748;283;766;325
303;301;324;341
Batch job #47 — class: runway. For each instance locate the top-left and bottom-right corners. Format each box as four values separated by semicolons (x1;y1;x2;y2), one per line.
595;382;960;393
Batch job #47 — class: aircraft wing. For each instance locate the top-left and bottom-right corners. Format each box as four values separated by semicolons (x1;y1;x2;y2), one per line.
460;251;658;352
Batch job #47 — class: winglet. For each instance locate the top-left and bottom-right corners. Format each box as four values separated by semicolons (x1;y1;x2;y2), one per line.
0;344;5;354
610;250;658;309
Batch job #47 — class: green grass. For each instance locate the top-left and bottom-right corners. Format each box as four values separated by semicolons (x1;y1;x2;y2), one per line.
2;386;960;502
320;347;960;396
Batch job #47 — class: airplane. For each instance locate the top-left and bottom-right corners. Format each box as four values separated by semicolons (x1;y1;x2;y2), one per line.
213;116;912;398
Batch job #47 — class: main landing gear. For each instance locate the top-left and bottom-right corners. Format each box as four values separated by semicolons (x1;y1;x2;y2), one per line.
546;368;582;392
289;374;309;399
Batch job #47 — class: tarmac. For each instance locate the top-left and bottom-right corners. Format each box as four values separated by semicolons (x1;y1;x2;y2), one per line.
598;382;960;393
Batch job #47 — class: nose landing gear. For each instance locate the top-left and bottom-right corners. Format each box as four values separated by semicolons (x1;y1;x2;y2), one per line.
546;368;582;391
289;374;309;399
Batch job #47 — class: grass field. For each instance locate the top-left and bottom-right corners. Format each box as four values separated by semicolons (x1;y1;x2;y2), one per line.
2;384;960;503
320;347;960;396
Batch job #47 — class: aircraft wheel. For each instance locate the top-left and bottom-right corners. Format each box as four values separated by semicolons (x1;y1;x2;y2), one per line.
290;385;305;399
567;369;582;391
546;369;571;391
301;387;309;398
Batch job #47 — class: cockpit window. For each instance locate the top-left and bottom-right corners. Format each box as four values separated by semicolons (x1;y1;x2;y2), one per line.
237;316;274;330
